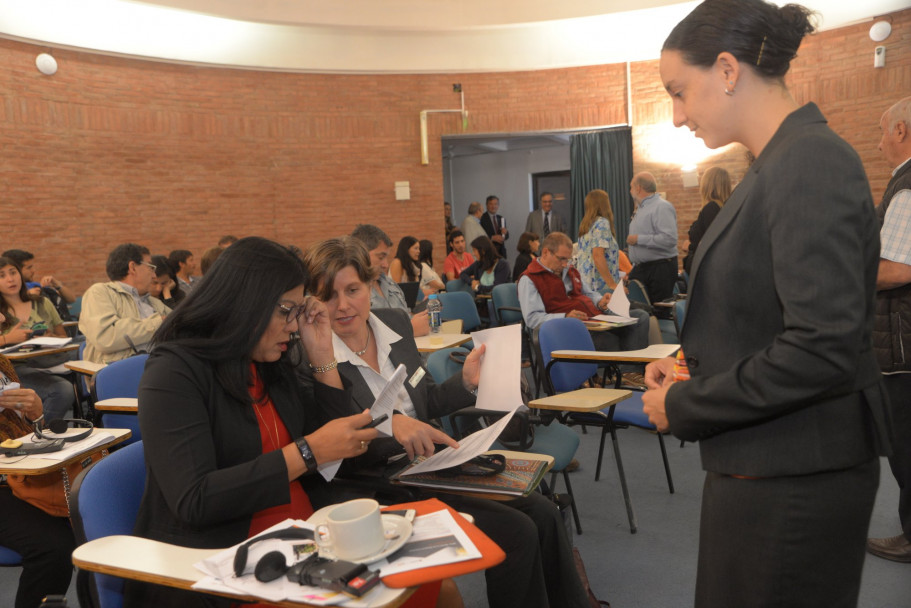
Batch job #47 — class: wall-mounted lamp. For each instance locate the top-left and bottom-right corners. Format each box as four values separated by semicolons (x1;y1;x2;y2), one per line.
869;20;892;42
35;53;57;75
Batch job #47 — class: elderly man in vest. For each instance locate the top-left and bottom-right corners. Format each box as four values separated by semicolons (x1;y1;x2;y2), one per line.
868;96;911;563
518;232;648;351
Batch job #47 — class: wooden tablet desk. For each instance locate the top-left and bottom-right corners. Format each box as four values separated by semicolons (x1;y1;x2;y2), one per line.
0;428;132;476
414;334;472;353
4;343;79;362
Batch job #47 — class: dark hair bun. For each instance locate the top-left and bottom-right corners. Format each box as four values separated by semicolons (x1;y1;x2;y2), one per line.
663;0;817;79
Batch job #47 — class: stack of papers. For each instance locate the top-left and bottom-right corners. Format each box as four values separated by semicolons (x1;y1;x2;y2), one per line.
0;336;72;354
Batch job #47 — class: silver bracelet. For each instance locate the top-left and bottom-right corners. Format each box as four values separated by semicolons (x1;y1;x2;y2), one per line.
309;359;338;374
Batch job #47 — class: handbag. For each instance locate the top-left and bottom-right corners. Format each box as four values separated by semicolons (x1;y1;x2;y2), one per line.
7;450;103;517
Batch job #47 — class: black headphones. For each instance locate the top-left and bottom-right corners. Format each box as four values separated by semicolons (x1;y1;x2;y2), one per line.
33;418;94;443
232;528;314;579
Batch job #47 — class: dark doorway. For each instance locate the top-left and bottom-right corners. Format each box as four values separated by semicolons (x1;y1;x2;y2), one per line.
532;170;572;236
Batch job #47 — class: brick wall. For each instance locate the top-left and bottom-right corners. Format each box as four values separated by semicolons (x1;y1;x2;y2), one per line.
0;8;908;292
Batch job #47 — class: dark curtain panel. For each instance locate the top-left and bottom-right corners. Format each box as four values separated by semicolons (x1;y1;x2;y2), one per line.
569;128;633;244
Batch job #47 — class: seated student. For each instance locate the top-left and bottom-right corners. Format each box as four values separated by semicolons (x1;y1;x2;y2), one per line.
417;239;445;295
0;256;75;420
199;246;223;275
125;237;379;608
148;255;184;310
350;224;430;337
167;249;197;296
512;231;540;281
78;244;171;364
2;249;76;321
518;232;649;351
459;236;511;294
443;229;475;281
300;237;591;608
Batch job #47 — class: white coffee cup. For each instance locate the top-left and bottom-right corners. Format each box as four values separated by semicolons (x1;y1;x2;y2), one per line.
316;498;384;560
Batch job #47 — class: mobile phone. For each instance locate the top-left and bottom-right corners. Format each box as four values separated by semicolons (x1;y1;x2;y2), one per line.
360;413;389;430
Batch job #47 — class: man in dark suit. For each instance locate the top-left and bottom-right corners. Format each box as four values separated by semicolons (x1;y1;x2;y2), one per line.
524;192;566;238
480;194;509;257
868;95;911;563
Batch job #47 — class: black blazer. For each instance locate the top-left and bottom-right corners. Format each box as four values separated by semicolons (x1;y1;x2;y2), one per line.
133;344;343;549
682;201;721;274
666;103;891;477
299;308;475;472
481;212;509;256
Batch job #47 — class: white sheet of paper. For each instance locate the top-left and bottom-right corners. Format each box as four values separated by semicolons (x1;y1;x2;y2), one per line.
607;283;631;317
592;314;637;324
0;336;72;353
369;364;406;437
469;324;523;413
398;409;515;476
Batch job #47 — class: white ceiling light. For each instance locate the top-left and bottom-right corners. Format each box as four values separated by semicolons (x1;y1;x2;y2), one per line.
870;20;892;42
35;53;57;75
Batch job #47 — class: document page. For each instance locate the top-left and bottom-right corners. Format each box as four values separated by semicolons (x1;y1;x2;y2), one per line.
470;324;523;412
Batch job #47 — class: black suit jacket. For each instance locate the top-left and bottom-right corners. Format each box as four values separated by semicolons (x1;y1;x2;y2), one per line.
666;103;891;477
481;212;509;256
299;308;475;472
133;344;342;549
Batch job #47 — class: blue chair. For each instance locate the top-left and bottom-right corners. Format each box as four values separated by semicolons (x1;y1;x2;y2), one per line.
626;279;651;306
0;545;22;566
70;441;146;608
444;278;473;295
93;355;149;445
425;347;584;534
437;291;482;333
68;296;83;320
674;298;687;336
538;317;674;534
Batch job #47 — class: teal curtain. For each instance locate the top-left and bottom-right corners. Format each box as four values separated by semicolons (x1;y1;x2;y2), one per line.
569;128;633;244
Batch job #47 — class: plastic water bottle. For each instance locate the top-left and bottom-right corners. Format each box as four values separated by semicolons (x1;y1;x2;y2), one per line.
427;294;443;334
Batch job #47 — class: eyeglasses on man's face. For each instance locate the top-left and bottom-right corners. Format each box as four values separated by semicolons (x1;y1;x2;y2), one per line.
140;261;157;272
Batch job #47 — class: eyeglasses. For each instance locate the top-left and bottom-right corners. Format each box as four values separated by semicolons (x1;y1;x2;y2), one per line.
140;261;157;272
278;302;307;325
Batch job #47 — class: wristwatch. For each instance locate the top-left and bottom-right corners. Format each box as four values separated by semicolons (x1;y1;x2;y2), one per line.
295;436;318;473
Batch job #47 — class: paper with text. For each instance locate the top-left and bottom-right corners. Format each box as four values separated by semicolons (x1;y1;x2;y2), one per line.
470;324;523;413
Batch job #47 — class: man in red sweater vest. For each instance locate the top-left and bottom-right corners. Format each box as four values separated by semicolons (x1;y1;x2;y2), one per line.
518;232;649;351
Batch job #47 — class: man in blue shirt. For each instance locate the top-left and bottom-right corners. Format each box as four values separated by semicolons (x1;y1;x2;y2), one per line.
627;172;678;315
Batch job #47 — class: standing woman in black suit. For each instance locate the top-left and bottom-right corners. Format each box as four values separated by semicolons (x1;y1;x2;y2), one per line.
643;1;891;606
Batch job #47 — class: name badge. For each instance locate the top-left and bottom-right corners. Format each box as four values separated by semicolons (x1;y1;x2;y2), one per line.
408;368;426;388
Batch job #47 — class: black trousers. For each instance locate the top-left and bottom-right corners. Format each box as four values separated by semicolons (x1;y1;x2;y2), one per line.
695;459;879;608
629;257;678;318
0;487;75;608
883;373;911;540
440;491;590;608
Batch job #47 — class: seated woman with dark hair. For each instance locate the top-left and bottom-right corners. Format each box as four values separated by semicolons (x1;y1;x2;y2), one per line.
125;237;379;608
459;236;511;294
300;236;590;608
148;254;184;309
417;239;445;295
0;256;75;421
512;231;540;281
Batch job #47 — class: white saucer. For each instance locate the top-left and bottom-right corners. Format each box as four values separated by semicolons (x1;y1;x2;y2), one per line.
306;509;412;564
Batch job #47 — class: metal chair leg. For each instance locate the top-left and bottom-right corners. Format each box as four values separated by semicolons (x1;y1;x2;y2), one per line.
562;470;583;535
610;426;637;534
656;432;675;494
595;425;608;481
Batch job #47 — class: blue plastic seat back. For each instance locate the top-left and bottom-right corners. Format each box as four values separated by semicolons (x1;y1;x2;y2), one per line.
627;279;651;306
491;283;523;325
570;390;654;430
94;354;148;444
674;299;687;336
425;347;470;436
0;545;22;566
94;355;148;401
71;441;146;608
538;318;598;393
437;291;482;332
445;279;473;295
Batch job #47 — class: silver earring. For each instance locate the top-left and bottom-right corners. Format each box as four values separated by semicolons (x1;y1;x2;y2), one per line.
724;81;735;96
